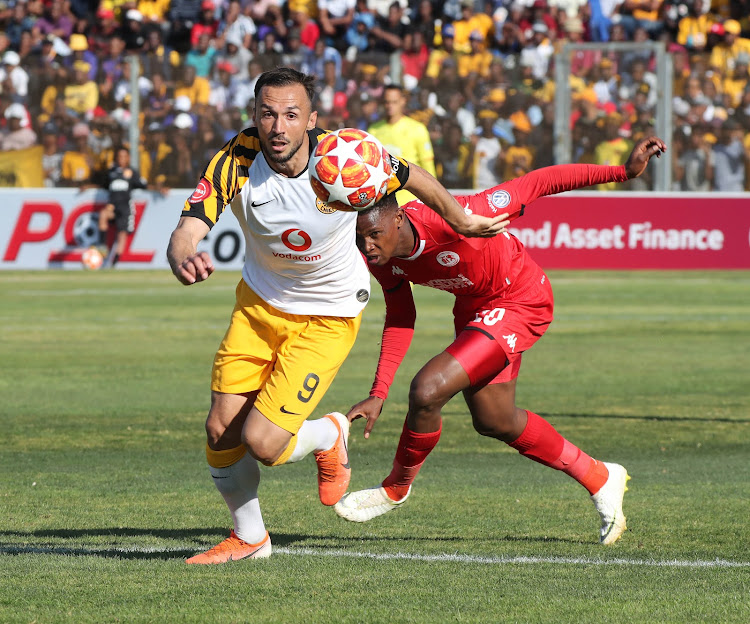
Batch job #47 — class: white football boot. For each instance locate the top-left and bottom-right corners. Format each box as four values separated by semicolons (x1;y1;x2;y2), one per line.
334;485;411;522
591;462;631;545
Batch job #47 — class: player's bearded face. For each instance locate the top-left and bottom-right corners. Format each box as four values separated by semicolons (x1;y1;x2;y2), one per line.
255;84;316;168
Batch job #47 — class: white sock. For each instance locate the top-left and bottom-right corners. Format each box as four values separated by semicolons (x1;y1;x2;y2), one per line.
287;417;338;463
209;452;267;544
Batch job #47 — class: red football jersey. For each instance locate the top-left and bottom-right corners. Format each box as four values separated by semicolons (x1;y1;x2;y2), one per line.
367;163;628;399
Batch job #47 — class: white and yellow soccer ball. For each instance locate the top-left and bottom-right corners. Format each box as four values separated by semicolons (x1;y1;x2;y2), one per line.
81;247;104;270
309;128;393;212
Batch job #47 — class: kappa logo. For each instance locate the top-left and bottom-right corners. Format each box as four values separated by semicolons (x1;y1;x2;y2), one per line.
281;228;312;252
436;251;460;267
392;265;406;276
463;203;473;216
188;178;213;204
503;333;518;353
488;190;511;213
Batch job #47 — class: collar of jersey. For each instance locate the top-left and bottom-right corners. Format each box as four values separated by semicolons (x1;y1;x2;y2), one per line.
402;213;426;260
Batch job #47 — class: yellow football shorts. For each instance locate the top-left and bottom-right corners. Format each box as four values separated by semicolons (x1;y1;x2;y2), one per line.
211;280;362;434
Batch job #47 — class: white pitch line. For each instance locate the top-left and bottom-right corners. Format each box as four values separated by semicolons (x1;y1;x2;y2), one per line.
1;545;748;569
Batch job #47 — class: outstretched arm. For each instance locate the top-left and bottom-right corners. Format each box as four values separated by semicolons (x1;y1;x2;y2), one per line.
506;136;668;206
405;163;509;237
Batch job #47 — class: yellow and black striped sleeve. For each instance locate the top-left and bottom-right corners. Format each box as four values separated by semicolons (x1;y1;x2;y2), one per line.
386;154;410;195
181;128;259;228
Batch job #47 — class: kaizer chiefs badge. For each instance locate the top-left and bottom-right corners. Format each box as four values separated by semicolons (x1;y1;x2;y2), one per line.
316;198;337;214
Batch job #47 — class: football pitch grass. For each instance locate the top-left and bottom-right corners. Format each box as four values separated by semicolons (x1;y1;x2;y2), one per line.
1;270;748;623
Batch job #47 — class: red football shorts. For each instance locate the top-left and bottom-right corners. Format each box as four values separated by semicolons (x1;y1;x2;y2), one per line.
445;269;554;386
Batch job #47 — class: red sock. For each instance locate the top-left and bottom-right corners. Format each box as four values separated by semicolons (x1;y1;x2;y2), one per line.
382;420;442;501
508;411;609;495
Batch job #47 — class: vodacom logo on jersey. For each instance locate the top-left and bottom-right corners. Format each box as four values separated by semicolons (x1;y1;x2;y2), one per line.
281;228;312;252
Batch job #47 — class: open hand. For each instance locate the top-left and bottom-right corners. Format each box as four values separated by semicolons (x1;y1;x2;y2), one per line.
346;395;385;439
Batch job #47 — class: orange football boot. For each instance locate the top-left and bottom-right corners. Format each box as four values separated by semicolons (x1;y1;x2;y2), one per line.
185;531;271;564
314;412;351;506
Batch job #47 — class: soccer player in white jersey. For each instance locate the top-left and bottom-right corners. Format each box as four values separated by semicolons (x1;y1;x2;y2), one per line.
167;67;507;564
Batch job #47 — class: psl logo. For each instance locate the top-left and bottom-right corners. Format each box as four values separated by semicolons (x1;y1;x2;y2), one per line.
188;178;213;204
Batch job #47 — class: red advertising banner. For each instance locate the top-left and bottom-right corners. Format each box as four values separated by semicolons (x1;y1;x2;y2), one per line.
507;193;750;269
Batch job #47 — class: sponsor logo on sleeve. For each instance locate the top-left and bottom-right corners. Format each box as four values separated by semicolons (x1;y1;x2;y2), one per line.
188;178;213;204
488;190;511;212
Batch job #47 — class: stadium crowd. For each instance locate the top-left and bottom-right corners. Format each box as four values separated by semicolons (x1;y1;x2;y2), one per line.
0;0;748;191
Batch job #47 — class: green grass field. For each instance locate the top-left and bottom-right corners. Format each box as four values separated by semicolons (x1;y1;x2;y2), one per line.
1;270;749;624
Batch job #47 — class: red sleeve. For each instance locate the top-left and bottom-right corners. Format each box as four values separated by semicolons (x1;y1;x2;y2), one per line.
369;278;416;400
458;163;628;224
503;164;628;206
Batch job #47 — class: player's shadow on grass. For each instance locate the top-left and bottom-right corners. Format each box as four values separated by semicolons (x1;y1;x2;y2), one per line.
0;528;578;559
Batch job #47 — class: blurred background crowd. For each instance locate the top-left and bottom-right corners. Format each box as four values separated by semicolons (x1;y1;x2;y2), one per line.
0;0;748;192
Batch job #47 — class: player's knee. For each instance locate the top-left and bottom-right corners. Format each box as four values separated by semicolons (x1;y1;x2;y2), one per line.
408;373;450;414
205;417;227;449
241;430;283;466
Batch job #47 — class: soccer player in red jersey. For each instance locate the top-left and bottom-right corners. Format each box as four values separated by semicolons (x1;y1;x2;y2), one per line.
334;135;667;545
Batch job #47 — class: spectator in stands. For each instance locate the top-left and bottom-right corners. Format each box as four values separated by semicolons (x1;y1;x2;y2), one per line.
437;90;476;139
168;0;204;53
434;119;471;189
113;57;153;107
64;60;99;117
208;61;239;111
100;35;127;93
217;0;256;50
301;37;342;78
593;112;633;190
289;8;321;50
492;19;524;58
41;122;64;187
186;32;217;78
6;3;36;51
618;0;665;39
89;8;119;55
673;124;713;191
400;31;429;91
593;58;620;104
458;30;493;79
676;0;713;51
121;9;147;51
191;1;219;47
709;19;750;75
370;1;407;64
712;118;748;191
502;111;534;179
723;53;750;108
138;0;172;24
0;50;29;100
318;0;356;51
141;29;180;82
467;109;502;188
67;34;98;81
175;63;211;108
141;122;172;188
346;1;376;54
519;22;554;81
589;0;624;42
453;0;493;55
36;0;74;41
0;103;36;151
411;0;438;47
423;23;458;90
280;29;306;71
60;122;95;187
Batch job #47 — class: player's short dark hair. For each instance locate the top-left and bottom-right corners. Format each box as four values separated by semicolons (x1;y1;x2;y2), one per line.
382;84;404;98
359;192;399;221
254;67;316;107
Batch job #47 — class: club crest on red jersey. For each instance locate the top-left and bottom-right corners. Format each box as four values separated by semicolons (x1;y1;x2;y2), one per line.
188;178;213;204
436;251;460;267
